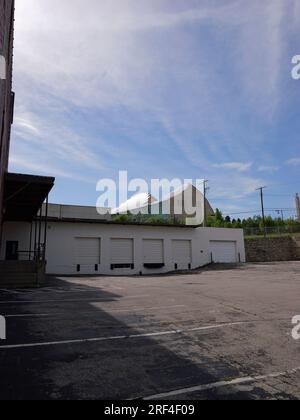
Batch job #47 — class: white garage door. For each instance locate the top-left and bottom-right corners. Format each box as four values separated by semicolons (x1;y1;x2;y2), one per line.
75;238;101;265
210;241;237;263
111;239;134;264
143;239;164;264
172;240;192;265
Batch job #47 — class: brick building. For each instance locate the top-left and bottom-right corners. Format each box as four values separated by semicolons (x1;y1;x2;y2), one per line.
0;0;15;241
0;1;54;286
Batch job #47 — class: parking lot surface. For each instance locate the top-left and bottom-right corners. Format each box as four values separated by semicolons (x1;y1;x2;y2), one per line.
1;262;300;400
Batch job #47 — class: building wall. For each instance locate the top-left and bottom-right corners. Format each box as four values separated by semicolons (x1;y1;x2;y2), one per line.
1;222;245;275
0;0;15;240
42;203;112;221
0;221;31;260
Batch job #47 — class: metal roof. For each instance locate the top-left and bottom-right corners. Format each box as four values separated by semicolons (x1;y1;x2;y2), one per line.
3;172;55;222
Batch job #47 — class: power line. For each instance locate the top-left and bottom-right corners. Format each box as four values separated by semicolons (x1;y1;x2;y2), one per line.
265;194;295;197
224;209;296;216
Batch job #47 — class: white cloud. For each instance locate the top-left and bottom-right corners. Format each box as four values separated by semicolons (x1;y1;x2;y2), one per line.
286;158;300;166
258;165;280;173
9;155;92;183
11;107;106;172
10;0;297;204
208;173;266;201
14;114;40;137
13;0;293;115
213;162;253;172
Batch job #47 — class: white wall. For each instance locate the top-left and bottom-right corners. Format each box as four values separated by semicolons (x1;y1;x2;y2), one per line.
202;227;246;263
1;222;245;275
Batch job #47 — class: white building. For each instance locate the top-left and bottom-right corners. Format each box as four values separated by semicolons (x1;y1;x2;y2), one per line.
1;203;245;276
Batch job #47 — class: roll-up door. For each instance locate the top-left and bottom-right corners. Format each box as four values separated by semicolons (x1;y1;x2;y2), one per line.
172;240;192;269
210;241;237;263
75;238;100;273
110;238;134;266
143;239;164;265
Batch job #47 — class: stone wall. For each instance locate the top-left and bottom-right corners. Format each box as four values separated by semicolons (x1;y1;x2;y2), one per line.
245;236;300;263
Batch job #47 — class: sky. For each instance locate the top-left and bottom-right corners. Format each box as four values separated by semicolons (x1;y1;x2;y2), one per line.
9;0;300;219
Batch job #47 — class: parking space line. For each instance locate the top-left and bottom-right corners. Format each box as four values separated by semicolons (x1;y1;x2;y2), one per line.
0;295;150;304
4;304;186;318
0;320;248;350
141;367;300;400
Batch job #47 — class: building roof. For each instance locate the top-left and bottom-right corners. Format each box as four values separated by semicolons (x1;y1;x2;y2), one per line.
111;193;156;215
3;172;55;222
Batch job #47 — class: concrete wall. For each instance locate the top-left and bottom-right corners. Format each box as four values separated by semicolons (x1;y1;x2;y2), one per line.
42;203;111;221
245;236;300;263
1;222;245;275
0;0;14;244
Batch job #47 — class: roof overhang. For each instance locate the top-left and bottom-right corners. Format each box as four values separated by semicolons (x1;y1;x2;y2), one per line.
3;173;55;222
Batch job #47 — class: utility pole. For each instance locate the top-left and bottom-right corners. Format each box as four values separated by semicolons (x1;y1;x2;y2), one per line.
296;194;300;222
256;186;267;236
276;209;284;222
203;180;209;227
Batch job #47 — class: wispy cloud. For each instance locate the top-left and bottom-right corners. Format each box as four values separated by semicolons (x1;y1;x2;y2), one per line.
213;162;253;172
208;172;267;201
10;0;300;211
14;0;292;115
11;106;107;173
258;165;280;173
286;158;300;166
9;155;93;183
14;115;40;136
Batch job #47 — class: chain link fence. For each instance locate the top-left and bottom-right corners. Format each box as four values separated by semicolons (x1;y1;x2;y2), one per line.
244;225;300;237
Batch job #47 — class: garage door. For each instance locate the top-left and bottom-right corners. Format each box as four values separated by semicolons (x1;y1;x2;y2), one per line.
75;238;101;271
172;240;192;268
110;239;134;265
210;241;237;263
143;239;164;264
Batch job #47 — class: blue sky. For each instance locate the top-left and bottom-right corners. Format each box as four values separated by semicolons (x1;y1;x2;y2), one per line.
9;0;300;219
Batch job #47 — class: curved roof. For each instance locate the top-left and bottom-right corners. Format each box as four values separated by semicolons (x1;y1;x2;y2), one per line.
111;193;156;215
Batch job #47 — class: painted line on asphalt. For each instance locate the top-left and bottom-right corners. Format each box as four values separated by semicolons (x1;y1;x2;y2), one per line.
0;320;246;350
1;288;122;294
0;295;150;305
4;305;186;318
141;367;300;400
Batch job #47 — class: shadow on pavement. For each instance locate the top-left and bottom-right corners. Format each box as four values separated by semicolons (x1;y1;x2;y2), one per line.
0;276;285;400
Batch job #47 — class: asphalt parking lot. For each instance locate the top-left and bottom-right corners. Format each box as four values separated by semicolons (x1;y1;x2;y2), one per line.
1;261;300;400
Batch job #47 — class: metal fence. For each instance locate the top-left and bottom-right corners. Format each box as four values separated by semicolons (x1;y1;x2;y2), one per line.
244;225;300;237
